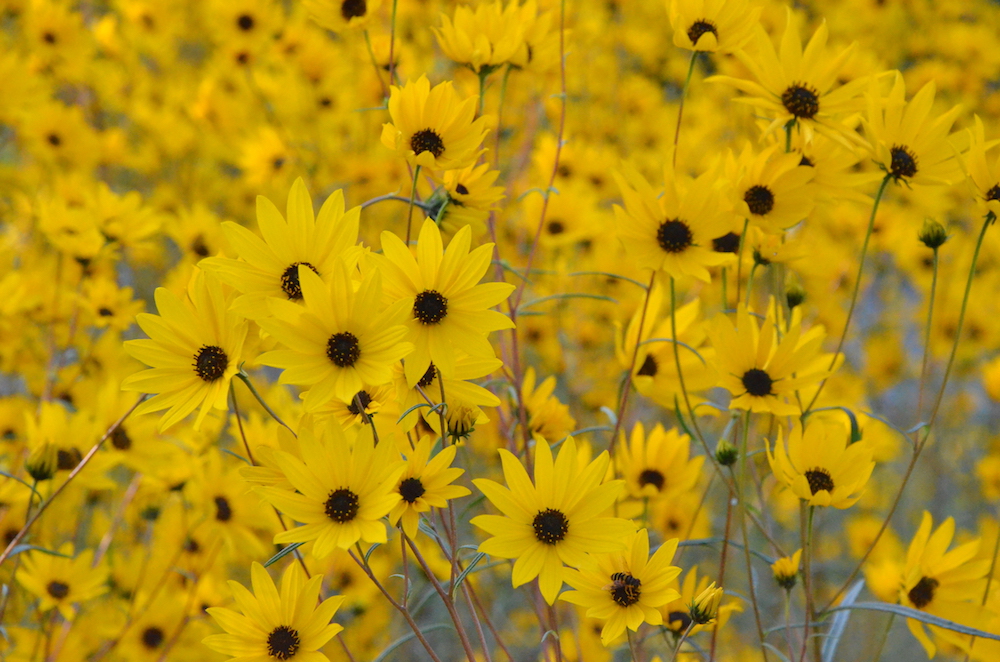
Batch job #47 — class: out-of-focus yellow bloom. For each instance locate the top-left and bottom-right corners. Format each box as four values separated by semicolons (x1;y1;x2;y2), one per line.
433;0;524;75
304;0;381;32
667;0;760;54
688;582;724;626
965;115;1000;217
771;549;802;590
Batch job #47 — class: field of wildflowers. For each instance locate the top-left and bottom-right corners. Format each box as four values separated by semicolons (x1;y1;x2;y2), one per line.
4;1;1000;661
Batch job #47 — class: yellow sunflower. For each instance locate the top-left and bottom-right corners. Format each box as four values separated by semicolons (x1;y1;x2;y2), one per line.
471;436;635;604
388;437;471;539
900;511;992;658
766;419;874;509
667;0;761;54
200;178;361;319
862;72;963;188
122;269;248;431
560;529;681;646
707;302;834;416
303;0;381;33
613;161;734;282
204;562;345;662
377;219;514;387
708;9;868;145
257;261;413;411
381;76;491;171
15;543;108;621
433;0;525;75
964;115;1000;217
258;422;404;557
615;422;704;501
728;143;815;234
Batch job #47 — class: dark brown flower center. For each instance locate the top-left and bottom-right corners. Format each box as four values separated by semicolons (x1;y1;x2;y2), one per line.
325;488;360;523
804;468;834;495
47;581;69;599
348;390;373;417
267;625;301;660
456;183;469;195
889;145;918;179
399;477;426;503
413;290;448;325
57;447;82;471
712;232;741;253
609;572;642;607
280;262;319;300
111;426;132;450
326;332;360;367
686;19;718;45
142;627;164;649
410;129;445;158
638;469;665;491
636;354;658;377
908;576;939;609
214;496;232;521
741;368;773;396
341;0;367;20
986;184;1000;202
236;14;254;31
532;508;568;544
47;133;61;146
657;219;694;253
194;345;229;382
417;363;437;388
667;610;692;633
781;83;820;119
744;185;775;216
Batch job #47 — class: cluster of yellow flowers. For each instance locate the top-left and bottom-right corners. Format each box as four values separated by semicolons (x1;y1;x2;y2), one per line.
6;0;1000;661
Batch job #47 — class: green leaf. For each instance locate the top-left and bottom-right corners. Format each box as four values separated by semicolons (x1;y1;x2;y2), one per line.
821;580;865;662
567;271;649;290
371;624;453;662
763;643;793;662
264;542;303;567
821;601;1000;641
519;293;618;310
8;544;72;559
450;553;486;598
637;337;707;364
221;448;251;464
0;472;41;498
364;543;381;564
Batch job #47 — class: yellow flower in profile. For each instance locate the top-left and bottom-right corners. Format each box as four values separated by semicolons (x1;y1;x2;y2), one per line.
688;582;724;625
394;355;502;432
15;543;108;621
661;566;740;636
520;367;576;443
667;0;761;54
432;0;525;75
708;303;834;416
204;562;345;662
258;423;404;557
728;143;814;233
122;270;248;431
899;512;992;658
863;72;963;188
257;261;412;411
388;437;471;539
381;76;491;171
561;529;681;646
200;178;360;319
471;436;635;604
709;10;868;145
766;420;874;509
425;163;505;237
378;220;514;386
615;422;703;501
304;0;380;33
771;549;802;590
964;115;1000;217
613;160;734;282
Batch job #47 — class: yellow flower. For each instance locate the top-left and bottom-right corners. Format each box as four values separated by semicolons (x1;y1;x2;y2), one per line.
471;436;635;604
381;76;491;171
709;9;868;145
122;269;248;431
257;261;412;411
661;566;740;636
426;163;505;237
667;0;761;54
561;529;681;646
520;367;576;443
615;422;703;501
708;303;834;416
15;543;108;621
377;220;514;387
964;115;1000;217
204;562;345;662
771;549;802;590
394;355;502;432
613;160;734;282
432;0;525;75
258;422;404;557
688;582;724;625
900;511;992;658
863;72;963;187
728;143;814;234
200;178;361;319
766;420;874;509
388;437;471;539
304;0;381;33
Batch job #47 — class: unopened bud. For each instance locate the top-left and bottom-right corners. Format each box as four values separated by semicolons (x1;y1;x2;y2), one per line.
715;440;738;467
786;284;806;309
918;219;948;249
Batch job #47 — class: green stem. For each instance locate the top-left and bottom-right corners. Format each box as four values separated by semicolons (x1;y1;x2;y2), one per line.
672;50;699;167
965;522;1000;660
387;0;399;85
363;29;388;99
608;271;657;455
734;218;749;308
744;263;758;307
806;174;892;412
916;247;940;417
738;411;769;662
404;164;422;245
236;371;293;433
668;622;694;662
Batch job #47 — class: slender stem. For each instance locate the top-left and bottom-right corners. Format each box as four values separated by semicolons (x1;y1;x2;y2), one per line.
0;396;144;566
916;247;940;416
798;505;816;662
387;0;399;85
871;614;895;662
806;174;892;412
734;218;750;309
669;623;695;662
465;581;516;662
230;383;256;464
744;264;758;307
964;516;1000;660
609;272;657;454
494;65;513;168
736;411;769;662
363;29;389;98
477;68;489;116
361;193;431;210
627;628;640;662
708;487;734;662
236;371;293;433
672;51;699;167
405;164;422;245
783;590;795;662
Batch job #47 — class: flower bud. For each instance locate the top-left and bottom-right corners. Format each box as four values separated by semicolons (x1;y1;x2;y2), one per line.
771;549;802;591
786;284;806;309
689;582;724;625
715;440;738;467
918;219;948;249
